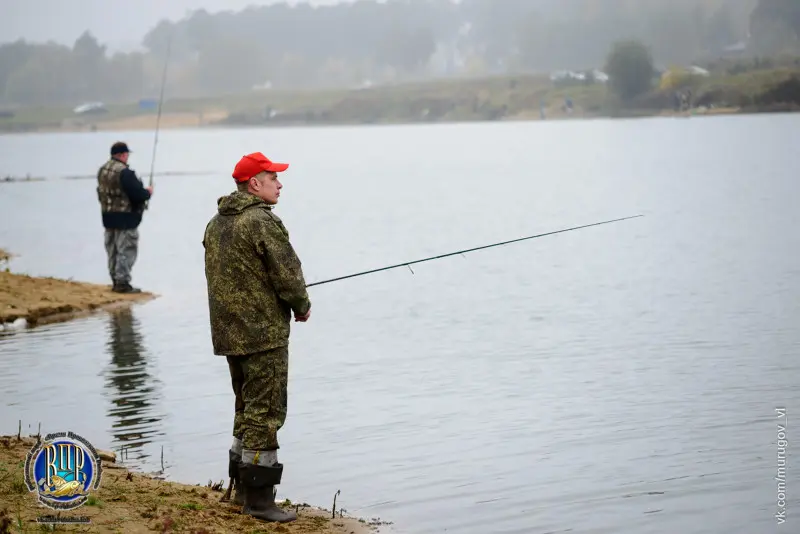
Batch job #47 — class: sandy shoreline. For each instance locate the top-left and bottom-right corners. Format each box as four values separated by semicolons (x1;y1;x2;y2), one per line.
0;105;754;137
0;247;158;330
0;434;381;534
88;110;229;132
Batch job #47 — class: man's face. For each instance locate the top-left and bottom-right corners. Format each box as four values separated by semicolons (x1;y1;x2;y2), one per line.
117;152;129;164
250;171;282;204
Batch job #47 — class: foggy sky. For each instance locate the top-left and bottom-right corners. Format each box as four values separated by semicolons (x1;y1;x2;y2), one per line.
0;0;349;51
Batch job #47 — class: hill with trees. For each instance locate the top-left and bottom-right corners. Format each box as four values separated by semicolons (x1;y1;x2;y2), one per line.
0;0;797;111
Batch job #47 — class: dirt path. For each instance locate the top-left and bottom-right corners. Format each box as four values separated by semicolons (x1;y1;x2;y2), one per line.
0;435;381;534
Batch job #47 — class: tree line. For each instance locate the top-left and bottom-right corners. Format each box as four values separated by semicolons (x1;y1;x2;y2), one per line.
0;0;798;107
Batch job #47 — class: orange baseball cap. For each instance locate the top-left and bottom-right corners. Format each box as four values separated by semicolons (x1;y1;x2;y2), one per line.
232;152;289;182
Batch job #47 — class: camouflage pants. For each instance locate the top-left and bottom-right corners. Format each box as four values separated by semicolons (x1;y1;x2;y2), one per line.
104;228;139;285
228;346;289;452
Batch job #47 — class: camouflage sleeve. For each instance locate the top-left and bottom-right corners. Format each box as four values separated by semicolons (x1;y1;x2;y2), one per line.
252;214;311;316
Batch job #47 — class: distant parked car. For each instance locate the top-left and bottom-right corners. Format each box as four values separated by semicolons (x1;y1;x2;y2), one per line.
73;102;108;115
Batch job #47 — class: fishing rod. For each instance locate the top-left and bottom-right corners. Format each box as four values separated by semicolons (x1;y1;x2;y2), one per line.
306;214;643;288
147;33;173;195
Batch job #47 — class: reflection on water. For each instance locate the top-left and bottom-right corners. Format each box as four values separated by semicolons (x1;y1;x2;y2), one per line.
103;307;165;466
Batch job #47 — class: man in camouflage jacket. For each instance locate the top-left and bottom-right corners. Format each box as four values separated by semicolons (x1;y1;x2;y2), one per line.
203;152;311;523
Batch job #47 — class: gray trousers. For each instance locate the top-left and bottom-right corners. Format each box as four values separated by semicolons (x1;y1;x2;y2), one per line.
104;228;139;285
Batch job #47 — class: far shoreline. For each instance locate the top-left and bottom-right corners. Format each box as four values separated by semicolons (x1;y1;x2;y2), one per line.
0;104;783;139
2;66;798;138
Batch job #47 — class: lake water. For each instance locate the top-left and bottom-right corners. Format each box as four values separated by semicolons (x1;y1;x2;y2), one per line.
1;115;798;533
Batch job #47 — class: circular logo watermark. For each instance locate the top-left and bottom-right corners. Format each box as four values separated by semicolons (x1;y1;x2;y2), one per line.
24;431;103;511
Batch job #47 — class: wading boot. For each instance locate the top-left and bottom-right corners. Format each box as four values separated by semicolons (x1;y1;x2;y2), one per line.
239;462;297;523
112;282;141;294
229;450;245;506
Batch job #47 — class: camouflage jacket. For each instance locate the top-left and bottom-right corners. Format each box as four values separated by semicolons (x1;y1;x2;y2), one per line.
203;191;311;356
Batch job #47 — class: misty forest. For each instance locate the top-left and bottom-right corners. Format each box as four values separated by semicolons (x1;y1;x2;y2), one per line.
0;0;798;107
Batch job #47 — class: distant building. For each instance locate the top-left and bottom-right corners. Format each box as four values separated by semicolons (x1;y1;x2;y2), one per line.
138;98;159;111
549;70;608;85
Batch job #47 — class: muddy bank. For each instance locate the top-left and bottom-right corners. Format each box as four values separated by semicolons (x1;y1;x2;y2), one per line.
0;434;383;534
0;249;156;329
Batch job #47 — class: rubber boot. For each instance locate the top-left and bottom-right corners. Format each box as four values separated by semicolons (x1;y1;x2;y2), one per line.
229;450;245;506
112;282;141;294
239;462;297;523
